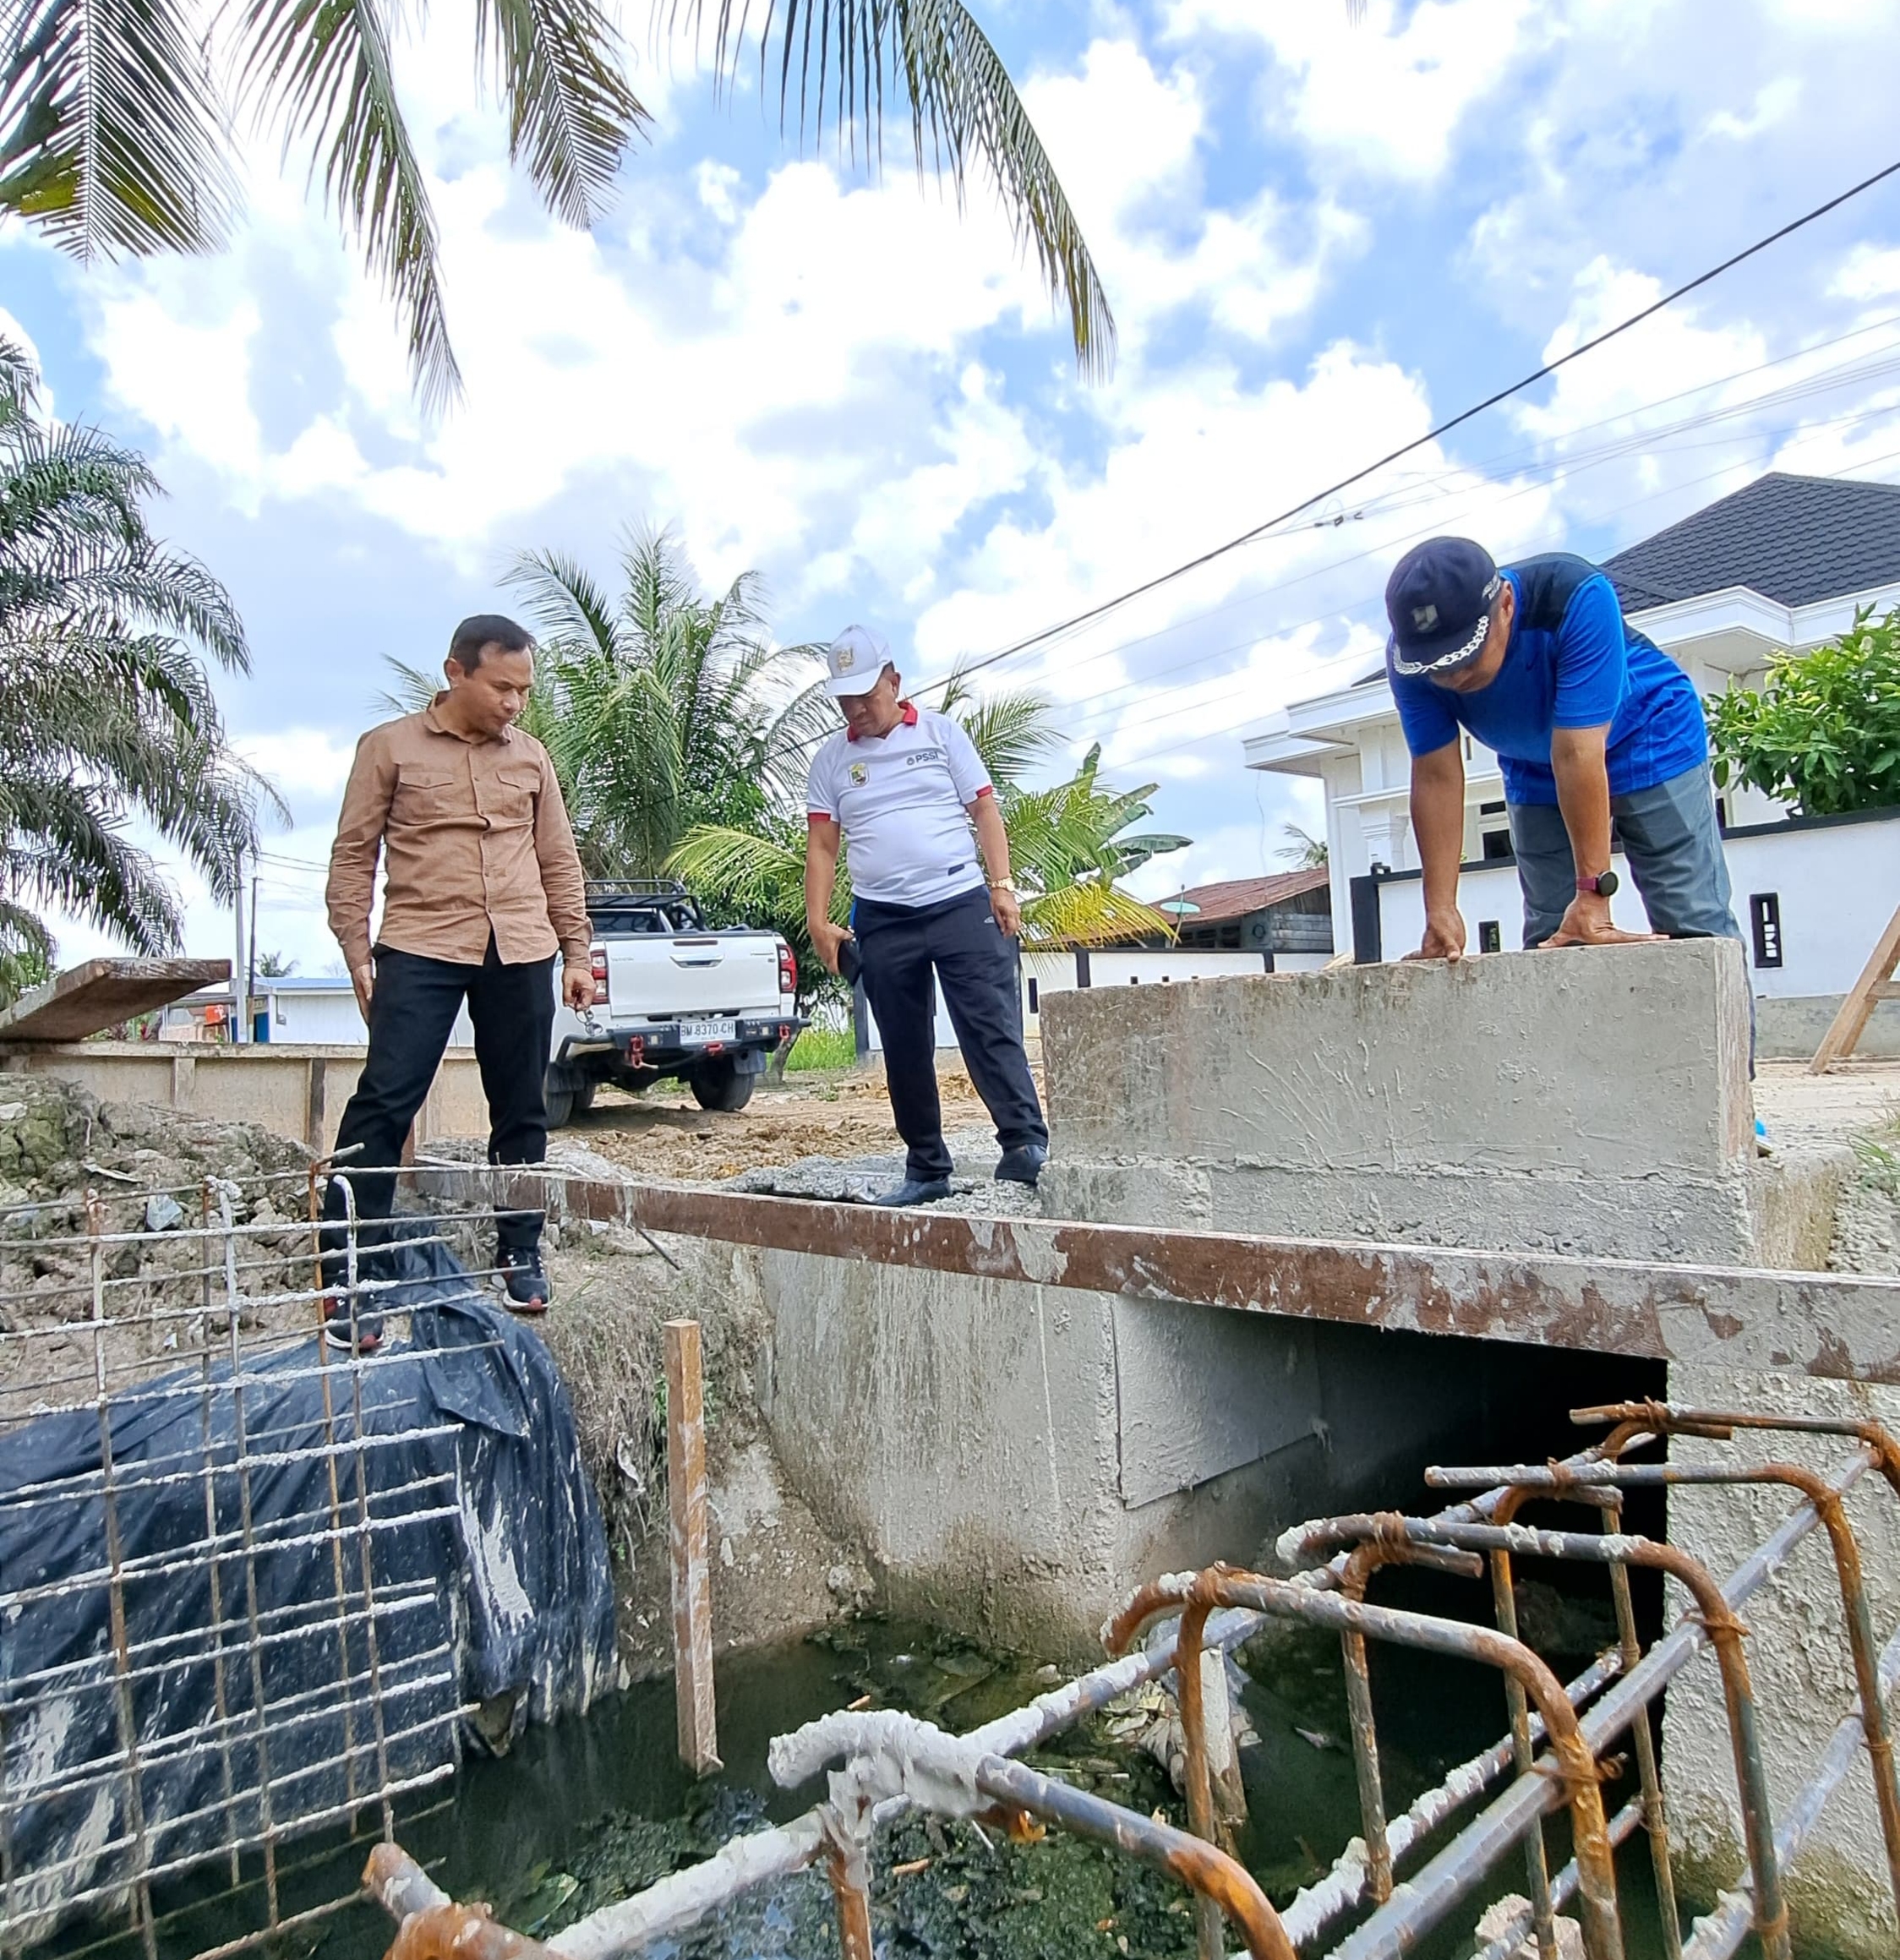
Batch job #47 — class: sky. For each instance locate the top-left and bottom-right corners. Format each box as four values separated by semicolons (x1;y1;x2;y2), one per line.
7;0;1900;976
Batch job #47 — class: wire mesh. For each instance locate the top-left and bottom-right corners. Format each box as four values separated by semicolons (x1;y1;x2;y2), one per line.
0;1166;508;1960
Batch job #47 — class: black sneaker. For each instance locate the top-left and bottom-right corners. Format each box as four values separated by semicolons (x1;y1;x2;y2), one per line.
496;1245;552;1313
321;1298;383;1354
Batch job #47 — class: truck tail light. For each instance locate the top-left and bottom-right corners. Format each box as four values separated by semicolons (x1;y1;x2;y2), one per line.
589;945;609;1006
777;940;797;996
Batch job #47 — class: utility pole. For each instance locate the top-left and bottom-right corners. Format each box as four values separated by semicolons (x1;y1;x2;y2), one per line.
246;863;259;1044
232;851;248;1046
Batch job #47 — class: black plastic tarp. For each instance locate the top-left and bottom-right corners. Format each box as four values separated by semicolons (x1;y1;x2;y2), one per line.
0;1235;615;1942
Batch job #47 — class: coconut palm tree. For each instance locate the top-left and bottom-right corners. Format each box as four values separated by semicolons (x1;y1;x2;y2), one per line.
379;525;834;876
1278;822;1329;869
0;2;1112;411
0;338;282;987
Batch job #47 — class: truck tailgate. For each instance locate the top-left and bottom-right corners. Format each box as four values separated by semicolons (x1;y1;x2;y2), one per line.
605;935;781;1019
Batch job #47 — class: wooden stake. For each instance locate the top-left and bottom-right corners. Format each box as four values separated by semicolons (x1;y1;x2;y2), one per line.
663;1318;721;1773
1810;899;1900;1073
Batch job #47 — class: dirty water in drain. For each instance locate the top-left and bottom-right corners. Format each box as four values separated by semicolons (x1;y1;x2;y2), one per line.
49;1613;1684;1960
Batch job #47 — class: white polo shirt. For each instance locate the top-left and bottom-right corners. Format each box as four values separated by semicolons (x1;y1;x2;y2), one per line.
805;705;993;907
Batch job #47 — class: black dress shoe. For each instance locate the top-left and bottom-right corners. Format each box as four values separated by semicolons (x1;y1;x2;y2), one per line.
872;1177;953;1208
993;1144;1049;1187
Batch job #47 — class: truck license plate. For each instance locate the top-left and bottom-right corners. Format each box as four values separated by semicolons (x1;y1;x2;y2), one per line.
680;1018;737;1044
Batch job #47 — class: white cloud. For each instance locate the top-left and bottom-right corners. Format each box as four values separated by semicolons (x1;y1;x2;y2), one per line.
236;729;361;803
1171;0;1542;179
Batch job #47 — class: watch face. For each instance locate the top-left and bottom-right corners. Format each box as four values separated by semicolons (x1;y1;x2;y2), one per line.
1597;870;1619;898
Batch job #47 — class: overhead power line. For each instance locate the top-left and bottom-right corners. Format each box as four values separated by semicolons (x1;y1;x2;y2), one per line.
926;154;1900;692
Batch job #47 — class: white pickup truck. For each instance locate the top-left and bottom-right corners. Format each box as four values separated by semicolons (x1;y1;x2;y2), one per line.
543;881;805;1127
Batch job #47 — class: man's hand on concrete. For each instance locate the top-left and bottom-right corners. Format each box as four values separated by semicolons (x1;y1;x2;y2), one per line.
562;962;595;1011
810;920;854;976
1406;907;1467;962
989;886;1023;937
1542;895;1666;949
352;964;374;1019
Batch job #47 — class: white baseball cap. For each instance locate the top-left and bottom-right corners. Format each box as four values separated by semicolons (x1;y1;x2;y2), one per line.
824;624;893;697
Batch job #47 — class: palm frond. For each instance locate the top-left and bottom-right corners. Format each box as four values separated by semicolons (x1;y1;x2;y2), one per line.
0;0;237;258
1021;880;1170;948
374;653;440;716
505;544;620;655
667;821;812;913
680;0;1115;378
239;0;461;412
473;0;648;227
0;336;40;420
953;683;1057;788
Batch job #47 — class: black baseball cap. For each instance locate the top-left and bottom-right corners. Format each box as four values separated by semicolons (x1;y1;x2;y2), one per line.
1385;538;1504;679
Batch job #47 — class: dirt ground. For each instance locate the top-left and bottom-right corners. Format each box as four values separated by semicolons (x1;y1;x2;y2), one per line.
557;1062;1019;1182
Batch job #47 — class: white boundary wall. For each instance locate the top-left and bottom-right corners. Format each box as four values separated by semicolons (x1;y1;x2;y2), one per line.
1372;809;1900;998
860;947;1328;1054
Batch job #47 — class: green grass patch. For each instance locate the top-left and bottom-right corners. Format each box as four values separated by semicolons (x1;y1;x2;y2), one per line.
785;1024;856;1072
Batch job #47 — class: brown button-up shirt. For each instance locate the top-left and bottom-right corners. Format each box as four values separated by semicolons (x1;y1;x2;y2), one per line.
325;697;590;974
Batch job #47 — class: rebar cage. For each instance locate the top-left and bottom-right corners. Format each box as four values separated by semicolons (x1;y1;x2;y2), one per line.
363;1400;1900;1960
0;1165;520;1960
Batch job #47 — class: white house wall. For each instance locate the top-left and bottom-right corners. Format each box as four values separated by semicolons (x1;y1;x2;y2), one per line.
859;949;1285;1055
1372;812;1900;1001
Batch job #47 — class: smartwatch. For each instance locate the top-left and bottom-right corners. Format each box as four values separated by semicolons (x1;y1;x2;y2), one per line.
1575;871;1619;897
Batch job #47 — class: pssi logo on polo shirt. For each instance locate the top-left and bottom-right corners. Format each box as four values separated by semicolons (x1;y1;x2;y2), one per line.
849;762;868;786
903;748;946;768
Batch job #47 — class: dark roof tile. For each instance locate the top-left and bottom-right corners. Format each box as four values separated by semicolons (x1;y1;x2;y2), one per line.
1602;472;1900;609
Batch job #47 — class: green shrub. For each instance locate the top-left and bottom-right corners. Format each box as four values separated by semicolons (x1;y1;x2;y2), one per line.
1707;603;1900;816
784;1025;857;1072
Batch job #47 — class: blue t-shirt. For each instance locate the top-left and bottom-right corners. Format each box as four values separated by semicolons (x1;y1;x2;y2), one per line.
1388;554;1708;805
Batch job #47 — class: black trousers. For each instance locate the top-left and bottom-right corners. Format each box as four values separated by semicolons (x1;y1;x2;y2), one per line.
320;938;555;1284
855;885;1047;1183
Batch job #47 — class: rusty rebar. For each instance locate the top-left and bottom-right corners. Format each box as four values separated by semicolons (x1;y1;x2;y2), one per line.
365;1844;554;1960
217;1184;281;1925
1335;1527;1486;1909
972;1755;1297;1960
86;1192;157;1960
1602;1495;1681;1960
198;1180;243;1885
822;1827;875;1960
1117;1566;1626;1960
307;1163;363;1824
1575;1400;1900;1499
1167;1581;1225;1960
1302;1512;1788;1960
1433;1450;1900;1926
1487;1485;1563;1960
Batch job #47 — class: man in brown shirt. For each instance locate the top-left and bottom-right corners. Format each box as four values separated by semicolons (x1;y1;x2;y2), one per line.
320;614;592;1344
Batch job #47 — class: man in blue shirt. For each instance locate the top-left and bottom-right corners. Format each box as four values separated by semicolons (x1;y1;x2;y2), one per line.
1384;538;1743;959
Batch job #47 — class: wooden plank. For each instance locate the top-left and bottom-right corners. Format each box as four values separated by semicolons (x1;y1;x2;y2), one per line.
664;1319;721;1775
0;958;230;1043
1810;901;1900;1073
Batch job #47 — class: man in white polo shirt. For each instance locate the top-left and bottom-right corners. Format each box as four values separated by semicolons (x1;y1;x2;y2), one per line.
805;625;1049;1206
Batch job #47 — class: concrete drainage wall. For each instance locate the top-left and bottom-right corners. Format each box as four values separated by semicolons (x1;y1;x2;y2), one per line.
1029;938;1893;1957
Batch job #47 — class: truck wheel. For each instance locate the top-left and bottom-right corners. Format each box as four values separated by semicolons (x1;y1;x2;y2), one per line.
689;1057;755;1111
543;1078;575;1129
572;1079;597;1116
